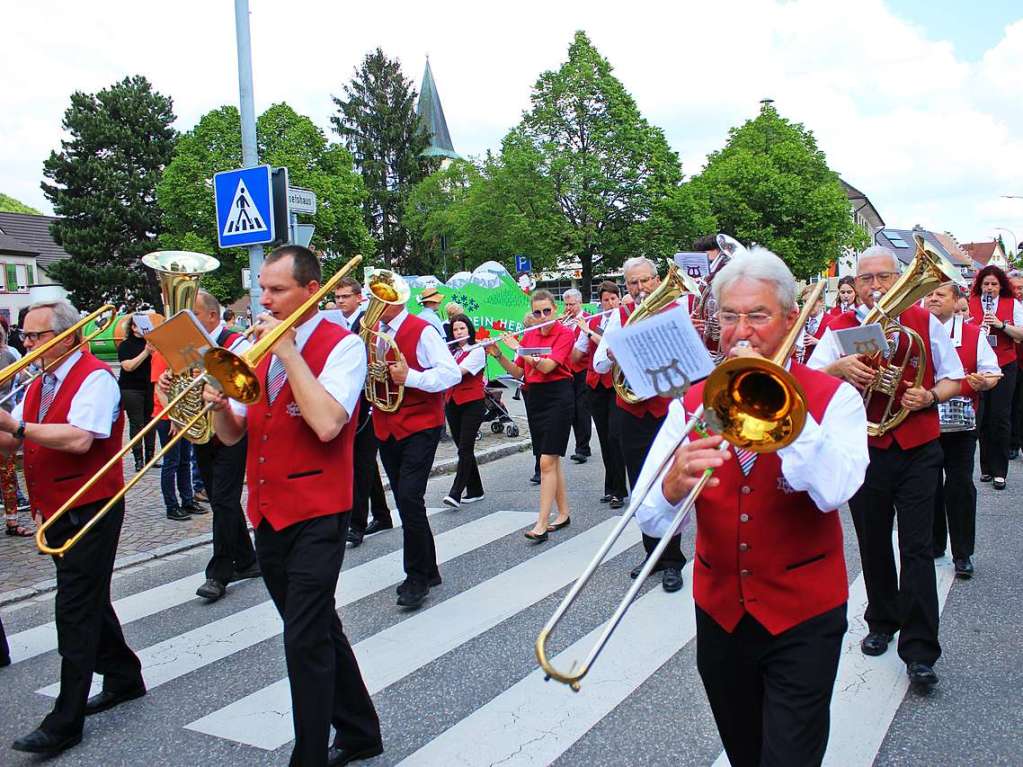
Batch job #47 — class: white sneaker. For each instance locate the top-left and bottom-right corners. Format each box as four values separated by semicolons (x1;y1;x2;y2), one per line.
462;494;485;504
442;495;460;509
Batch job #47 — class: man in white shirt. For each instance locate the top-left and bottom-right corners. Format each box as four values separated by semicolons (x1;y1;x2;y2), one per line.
562;288;592;462
334;278;365;331
415;287;446;335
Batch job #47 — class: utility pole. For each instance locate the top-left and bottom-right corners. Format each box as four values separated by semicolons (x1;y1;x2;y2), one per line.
234;0;263;319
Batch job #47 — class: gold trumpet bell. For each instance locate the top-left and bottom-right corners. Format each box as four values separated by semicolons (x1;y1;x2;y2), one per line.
204;347;262;405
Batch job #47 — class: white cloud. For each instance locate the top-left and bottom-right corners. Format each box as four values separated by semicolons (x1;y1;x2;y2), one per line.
2;0;1021;247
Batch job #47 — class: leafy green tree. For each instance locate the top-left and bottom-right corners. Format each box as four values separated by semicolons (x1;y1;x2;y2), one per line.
0;194;41;215
157;103;373;304
689;101;866;278
331;49;432;269
41;75;177;308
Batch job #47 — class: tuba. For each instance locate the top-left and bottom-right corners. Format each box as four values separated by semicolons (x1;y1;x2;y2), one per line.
690;234;749;361
360;269;411;413
612;262;700;405
860;234;965;437
142;251;221;444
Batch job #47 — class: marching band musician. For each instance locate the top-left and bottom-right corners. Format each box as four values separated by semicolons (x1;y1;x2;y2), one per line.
561;288;592;463
808;245;964;689
571;280;627;508
0;299;145;756
1008;271;1023;460
592;257;688;593
925;284;1000;579
635;249;868;767
968;265;1023;490
829;275;857;317
203;246;381;767
371;283;460;610
443;314;487;508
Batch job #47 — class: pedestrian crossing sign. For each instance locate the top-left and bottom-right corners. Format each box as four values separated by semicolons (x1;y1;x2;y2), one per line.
214;165;276;248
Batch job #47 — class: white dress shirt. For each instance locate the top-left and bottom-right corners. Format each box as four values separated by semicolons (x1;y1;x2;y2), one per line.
944;315;1000;375
574;312;611;354
230;313;366;418
453;344;487;375
807;310;965;382
342;306;364;332
379;309;461;393
635;380;869;539
591;310;623;374
12;351;120;438
417;306;446;335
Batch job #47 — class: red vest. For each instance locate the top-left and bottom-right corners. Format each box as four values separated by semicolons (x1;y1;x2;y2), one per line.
23;352;125;519
829;304;939;450
614;304;672;420
372;313;446;440
952;319;982;408
449;346;485;405
684;364;847;635
969;295;1015;366
584;313;613;389
245;320;358;531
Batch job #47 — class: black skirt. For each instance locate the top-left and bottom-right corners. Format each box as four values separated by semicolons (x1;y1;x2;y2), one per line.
525;378;573;457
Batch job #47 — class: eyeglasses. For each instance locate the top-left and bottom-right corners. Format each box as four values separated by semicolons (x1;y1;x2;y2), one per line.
22;330;56;343
855;272;898;285
531;307;555;318
335;292;355;300
718;311;773;327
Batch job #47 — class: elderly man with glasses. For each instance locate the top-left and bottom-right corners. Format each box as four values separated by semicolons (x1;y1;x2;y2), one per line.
807;246;964;691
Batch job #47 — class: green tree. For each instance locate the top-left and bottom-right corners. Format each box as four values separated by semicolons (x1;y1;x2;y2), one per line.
41;75;177;308
689;101;866;278
157;103;373;304
331;48;432;270
0;194;41;215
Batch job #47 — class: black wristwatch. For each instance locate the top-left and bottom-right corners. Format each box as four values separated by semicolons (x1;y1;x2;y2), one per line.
13;420;25;440
929;389;940;408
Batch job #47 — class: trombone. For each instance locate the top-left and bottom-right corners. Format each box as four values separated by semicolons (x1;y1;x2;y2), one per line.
36;255;364;557
535;282;826;691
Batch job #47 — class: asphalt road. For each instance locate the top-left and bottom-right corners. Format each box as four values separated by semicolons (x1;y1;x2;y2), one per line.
1;429;1020;766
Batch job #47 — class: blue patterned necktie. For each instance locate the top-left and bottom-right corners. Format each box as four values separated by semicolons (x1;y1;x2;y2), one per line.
734;445;757;477
266;357;286;404
38;373;57;420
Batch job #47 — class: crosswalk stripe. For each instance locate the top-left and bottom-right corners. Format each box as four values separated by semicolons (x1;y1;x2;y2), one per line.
8;508;447;665
397;563;697;766
185;516;644;750
37;511;530;699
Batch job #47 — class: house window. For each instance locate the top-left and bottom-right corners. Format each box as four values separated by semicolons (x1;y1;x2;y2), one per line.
4;264;16;292
1;264;33;292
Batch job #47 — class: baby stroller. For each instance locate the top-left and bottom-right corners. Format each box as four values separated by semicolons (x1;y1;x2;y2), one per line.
480;376;522;438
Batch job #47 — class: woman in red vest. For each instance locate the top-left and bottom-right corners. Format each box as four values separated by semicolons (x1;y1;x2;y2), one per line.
969;265;1023;489
829;275;857;317
443;315;486;508
489;290;574;542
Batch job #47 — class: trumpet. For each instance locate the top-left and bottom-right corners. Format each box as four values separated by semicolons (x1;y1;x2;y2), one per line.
36;255;364;557
535;282;826;691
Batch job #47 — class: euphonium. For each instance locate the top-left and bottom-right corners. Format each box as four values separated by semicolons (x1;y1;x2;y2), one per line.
612;262;700;405
860;234;965;437
690;234;749;361
360;269;411;413
142;251;221;444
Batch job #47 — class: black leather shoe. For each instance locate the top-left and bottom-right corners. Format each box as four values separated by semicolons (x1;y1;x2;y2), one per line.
347;529;364;548
570;453;588;464
84;684;146;715
196;578;226;601
1010;448;1020;460
529;472;541;484
599;494;612;503
166;507;190;521
932;548;946;559
396;573;442;595
980;474;993;483
182;501;208;514
364;519;394;536
327;740;384;766
860;631;893;656
230;562;261;582
609;496;624;509
11;728;82;754
0;654;10;667
954;557;974;579
906;661;939;689
547;517;571;532
630;558;665;579
524;530;548;543
661;567;684;593
396;579;429;608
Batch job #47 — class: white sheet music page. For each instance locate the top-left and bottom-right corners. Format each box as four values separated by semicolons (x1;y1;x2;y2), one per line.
604;306;714;400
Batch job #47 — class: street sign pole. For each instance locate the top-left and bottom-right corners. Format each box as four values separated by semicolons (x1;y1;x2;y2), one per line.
234;0;263;319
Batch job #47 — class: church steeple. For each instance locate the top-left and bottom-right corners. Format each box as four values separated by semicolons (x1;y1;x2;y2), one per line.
417;58;460;160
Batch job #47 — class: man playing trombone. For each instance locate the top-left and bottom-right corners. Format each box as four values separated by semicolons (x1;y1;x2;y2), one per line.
0;299;145;756
634;249;869;767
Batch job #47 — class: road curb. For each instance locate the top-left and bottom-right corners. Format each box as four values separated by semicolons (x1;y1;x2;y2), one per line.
0;438;531;608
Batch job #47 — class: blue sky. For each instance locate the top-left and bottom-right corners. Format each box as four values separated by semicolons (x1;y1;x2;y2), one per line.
889;0;1021;59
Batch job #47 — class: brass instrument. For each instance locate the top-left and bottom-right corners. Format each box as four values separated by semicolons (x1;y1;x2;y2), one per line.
359;269;411;413
860;234;964;437
536;282;826;691
611;263;700;405
36;255;364;557
142;251;221;444
690;234;749;360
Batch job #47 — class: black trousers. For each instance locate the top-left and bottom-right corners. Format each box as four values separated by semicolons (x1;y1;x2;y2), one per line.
1010;364;1023;450
0;614;9;663
616;408;685;568
697;604;847;767
979;362;1017;478
378;426;443;584
934;430;978;559
120;387;155;463
256;515;380;767
195;437;256;583
41;499;144;739
849;440;942;665
587;384;627;498
570;370;592;455
445;398;485;501
349;401;391;535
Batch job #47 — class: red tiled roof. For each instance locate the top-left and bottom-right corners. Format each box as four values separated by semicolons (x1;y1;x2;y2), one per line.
962;241;997;266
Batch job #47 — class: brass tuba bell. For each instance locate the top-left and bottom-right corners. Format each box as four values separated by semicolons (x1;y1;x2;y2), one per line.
360;269;411;413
